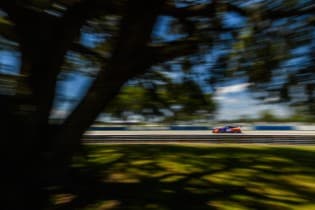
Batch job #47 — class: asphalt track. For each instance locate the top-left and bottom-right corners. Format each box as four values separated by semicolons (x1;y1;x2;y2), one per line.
83;130;315;144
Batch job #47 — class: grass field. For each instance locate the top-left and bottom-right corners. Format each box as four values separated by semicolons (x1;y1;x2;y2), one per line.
52;144;315;210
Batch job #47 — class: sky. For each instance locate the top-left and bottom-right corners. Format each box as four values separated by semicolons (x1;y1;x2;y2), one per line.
213;83;291;120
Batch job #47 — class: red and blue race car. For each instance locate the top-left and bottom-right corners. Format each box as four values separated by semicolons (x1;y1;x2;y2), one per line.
212;125;242;133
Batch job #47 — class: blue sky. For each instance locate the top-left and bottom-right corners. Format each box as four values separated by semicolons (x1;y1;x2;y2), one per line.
0;50;20;75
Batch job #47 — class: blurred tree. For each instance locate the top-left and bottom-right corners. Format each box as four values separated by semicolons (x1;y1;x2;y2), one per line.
105;71;216;123
1;0;315;209
259;110;277;122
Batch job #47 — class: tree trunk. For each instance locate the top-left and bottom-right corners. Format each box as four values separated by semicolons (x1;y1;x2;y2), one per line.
1;1;166;209
53;0;166;159
1;7;87;210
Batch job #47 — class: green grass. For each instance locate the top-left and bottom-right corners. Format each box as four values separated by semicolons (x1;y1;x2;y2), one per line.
52;144;315;210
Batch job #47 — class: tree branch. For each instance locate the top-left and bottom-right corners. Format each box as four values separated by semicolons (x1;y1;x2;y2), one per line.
149;38;200;64
70;42;109;61
0;20;17;42
54;0;167;157
264;7;315;19
162;3;215;18
162;2;248;18
0;1;18;17
0;0;120;144
163;2;315;19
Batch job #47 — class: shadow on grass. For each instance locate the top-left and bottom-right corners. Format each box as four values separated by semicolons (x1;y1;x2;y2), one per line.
51;145;315;210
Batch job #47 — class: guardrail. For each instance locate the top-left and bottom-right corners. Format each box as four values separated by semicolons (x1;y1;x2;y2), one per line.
82;134;315;145
169;125;211;130
88;126;127;131
89;125;213;131
88;125;299;131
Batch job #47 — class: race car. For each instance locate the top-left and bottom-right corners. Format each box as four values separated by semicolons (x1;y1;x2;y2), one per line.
212;125;242;133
